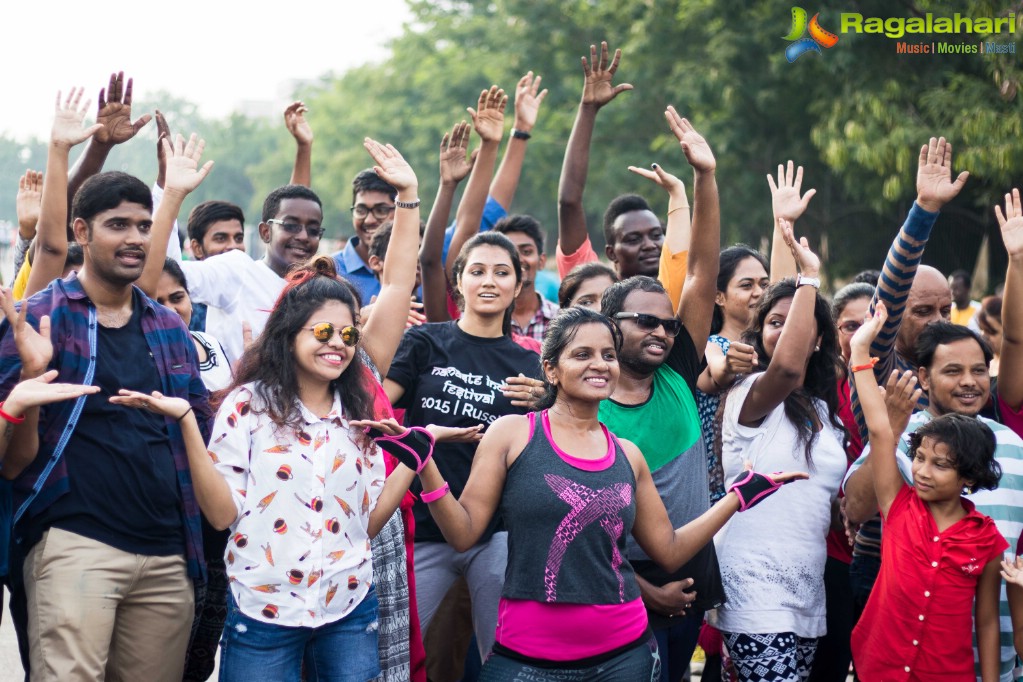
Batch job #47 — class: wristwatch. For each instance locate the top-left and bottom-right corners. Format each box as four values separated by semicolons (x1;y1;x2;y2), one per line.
796;274;821;289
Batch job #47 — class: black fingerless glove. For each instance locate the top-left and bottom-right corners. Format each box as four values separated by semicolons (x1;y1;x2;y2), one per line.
727;470;785;511
368;426;435;473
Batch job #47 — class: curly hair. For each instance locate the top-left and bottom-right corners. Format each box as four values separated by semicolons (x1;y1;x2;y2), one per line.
909;414;1000;491
733;278;848;467
230;256;373;435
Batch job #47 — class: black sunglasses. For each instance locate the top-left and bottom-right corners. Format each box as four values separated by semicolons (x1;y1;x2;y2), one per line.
613;312;682;337
305;322;361;347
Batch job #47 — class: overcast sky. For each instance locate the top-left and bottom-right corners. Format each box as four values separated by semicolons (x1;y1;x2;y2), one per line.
3;0;412;141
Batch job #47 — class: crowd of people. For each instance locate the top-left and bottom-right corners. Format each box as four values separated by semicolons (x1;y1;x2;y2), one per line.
2;40;1023;682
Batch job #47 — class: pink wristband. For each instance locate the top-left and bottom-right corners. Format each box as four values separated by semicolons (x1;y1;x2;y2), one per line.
420;482;450;504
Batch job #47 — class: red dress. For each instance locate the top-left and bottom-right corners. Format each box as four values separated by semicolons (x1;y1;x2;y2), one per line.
851;485;1007;680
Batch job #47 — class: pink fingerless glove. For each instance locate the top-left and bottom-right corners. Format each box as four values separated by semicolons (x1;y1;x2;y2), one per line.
727;470;786;511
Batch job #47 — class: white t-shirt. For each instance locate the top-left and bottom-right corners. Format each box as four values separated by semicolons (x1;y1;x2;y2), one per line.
180;250;284;364
709;373;847;637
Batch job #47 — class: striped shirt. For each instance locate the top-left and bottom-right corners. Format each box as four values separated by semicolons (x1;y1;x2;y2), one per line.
0;273;212;579
844;411;1023;681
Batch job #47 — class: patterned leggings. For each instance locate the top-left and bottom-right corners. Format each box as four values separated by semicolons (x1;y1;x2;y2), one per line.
722;632;817;682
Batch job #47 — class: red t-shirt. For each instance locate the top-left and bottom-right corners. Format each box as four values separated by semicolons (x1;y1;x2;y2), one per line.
851;485;1007;680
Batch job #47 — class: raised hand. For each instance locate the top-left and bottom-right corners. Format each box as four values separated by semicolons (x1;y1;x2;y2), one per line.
580;41;633;109
995;188;1023;259
51;88;103;150
467;85;508;144
0;287;53;378
109;388;191;420
284;101;314;146
665;107;715;173
883;369;922;439
779;218;820;276
767;160;816;222
15;170;43;236
93;72;151;146
627;163;686;198
439;121;476;186
915;136;969;213
513;71;548;132
161;133;215;197
364;138;418;192
3;370;100;417
850;301;888;356
155;110;172;188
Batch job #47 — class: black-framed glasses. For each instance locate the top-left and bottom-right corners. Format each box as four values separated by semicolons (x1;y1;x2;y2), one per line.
266;219;325;239
305;322;361;347
613;312;682;337
350;204;396;220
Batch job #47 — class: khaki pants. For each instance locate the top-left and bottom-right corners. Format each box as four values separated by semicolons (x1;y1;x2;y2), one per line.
25;527;194;682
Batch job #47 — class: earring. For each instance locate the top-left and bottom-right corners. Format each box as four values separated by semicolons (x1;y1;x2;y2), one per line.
814;345;820;352
963;484;974;495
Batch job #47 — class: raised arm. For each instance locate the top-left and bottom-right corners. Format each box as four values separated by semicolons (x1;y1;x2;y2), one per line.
136;134;215;296
557;42;633;256
490;72;547;209
284;101;314;187
445;86;507;280
421;121;475;323
359;138;418;377
738;220;820;424
996;188;1023;411
25;89;104;299
849;303;913;516
626;164;689;309
667;108;719;356
67;72;151;211
767;161;816;283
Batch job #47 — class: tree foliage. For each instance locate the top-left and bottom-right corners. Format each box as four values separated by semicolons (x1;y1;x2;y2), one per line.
2;0;1020;286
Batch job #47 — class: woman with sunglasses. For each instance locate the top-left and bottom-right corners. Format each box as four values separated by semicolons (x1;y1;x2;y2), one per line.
710;221;848;681
115;139;445;680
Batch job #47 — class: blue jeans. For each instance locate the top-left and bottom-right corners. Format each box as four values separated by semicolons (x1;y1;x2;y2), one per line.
219;587;380;682
653;611;703;682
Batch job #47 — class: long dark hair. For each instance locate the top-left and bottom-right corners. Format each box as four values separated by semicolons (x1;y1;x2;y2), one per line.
534;307;622;411
711;245;769;335
451;232;522;336
736;279;847;466
230;256;373;433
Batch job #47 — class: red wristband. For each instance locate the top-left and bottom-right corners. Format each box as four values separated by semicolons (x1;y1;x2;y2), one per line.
420;482;450;504
850;357;879;373
0;402;25;424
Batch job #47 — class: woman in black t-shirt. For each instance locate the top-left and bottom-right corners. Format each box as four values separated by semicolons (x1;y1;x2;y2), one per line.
385;232;542;667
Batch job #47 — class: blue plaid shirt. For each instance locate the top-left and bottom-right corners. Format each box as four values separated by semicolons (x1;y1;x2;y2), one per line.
0;273;212;579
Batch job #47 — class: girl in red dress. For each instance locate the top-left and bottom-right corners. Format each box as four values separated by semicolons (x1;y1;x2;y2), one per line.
849;302;1006;681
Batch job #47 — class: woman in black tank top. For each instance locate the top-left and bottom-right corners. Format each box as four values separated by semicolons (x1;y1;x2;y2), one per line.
364;307;807;680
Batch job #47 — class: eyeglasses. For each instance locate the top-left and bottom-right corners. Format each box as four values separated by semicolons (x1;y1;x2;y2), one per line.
350;204;396;221
613;312;682;337
838;321;863;335
266;219;325;239
305;322;361;347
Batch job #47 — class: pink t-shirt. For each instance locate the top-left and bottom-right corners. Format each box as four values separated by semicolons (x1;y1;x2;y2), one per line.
555;237;600;278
